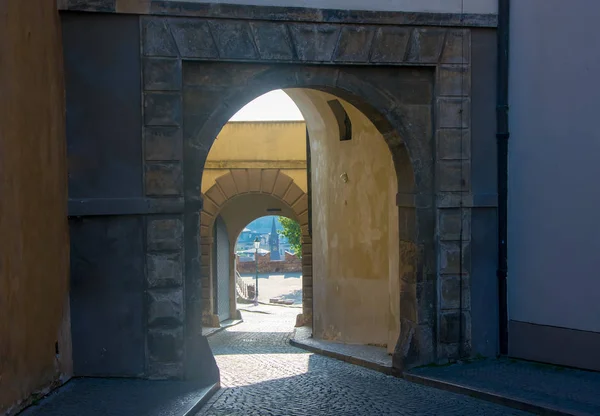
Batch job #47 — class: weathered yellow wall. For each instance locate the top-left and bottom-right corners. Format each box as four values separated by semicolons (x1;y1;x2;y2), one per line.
287;89;399;349
0;1;71;413
203;121;307;193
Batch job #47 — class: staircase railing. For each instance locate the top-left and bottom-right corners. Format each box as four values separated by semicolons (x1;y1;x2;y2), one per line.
235;270;255;303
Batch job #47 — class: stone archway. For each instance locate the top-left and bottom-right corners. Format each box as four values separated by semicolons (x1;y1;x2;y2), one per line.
200;169;311;327
182;66;431;372
138;14;474;376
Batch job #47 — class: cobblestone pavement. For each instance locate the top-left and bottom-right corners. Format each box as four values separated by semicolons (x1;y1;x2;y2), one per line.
198;306;529;416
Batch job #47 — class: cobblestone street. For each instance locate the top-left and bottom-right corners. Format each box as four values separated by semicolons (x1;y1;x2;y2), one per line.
198;306;528;416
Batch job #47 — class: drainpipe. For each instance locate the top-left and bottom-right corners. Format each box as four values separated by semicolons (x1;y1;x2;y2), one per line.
306;127;312;238
497;0;510;356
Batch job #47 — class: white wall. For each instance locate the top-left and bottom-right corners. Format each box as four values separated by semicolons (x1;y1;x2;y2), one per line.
172;0;496;14
508;0;600;333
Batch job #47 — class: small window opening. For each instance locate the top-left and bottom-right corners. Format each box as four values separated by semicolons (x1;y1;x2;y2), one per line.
327;99;352;141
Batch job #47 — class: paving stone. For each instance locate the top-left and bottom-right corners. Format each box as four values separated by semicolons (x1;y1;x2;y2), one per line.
197;305;527;416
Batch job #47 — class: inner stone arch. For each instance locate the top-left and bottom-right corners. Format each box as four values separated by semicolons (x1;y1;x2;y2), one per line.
200;169;310;326
185;67;429;370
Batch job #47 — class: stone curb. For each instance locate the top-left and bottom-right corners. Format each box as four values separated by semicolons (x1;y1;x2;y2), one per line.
403;373;593;416
289;330;593;416
191;382;228;414
203;319;243;338
181;382;221;416
289;332;393;376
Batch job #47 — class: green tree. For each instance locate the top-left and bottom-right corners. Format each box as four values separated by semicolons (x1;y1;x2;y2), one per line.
278;217;302;258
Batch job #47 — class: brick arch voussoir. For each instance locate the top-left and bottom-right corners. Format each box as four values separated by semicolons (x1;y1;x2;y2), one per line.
201;169;304;230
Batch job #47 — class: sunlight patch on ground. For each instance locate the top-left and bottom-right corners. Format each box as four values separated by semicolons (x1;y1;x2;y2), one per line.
225;319;297;333
215;354;311;387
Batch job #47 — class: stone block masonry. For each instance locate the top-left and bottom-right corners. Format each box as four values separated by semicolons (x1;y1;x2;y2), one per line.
146;218;186;378
98;0;494;373
137;13;477;372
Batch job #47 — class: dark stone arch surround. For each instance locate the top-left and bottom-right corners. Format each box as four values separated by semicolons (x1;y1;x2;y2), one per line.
61;5;495;384
140;14;474;378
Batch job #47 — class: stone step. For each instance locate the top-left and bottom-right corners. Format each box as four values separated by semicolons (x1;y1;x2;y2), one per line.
19;378;219;416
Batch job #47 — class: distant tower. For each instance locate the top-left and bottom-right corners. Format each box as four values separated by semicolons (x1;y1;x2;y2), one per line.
269;217;281;260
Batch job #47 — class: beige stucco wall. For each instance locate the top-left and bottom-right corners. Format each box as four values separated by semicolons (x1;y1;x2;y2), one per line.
0;1;71;413
287;89;399;350
202;121;307;194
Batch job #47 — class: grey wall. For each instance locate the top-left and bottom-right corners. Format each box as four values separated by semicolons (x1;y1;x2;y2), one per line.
64;14;143;199
70;217;145;376
470;29;498;357
164;0;496;13
508;1;600;333
62;13;146;376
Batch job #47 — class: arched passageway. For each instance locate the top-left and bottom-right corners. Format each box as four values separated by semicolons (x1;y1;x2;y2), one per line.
95;18;477;382
63;8;482;393
200;170;310;327
185;64;428;372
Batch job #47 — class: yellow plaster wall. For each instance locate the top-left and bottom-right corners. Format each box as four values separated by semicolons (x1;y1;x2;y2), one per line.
0;1;71;413
202;121;307;193
287;89;399;349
